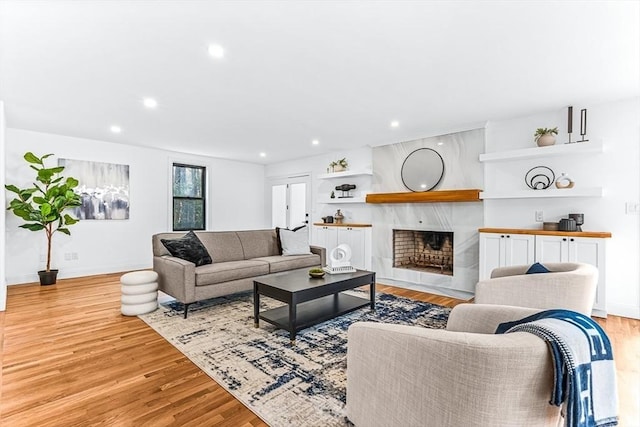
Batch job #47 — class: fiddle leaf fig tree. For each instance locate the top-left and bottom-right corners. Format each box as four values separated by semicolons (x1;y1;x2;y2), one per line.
5;152;82;272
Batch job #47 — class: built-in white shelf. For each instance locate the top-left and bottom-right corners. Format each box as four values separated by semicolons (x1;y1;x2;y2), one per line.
479;141;603;163
317;170;373;180
320;197;367;204
480;187;603;199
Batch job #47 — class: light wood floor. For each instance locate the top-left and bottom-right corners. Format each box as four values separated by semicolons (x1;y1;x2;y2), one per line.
1;274;638;426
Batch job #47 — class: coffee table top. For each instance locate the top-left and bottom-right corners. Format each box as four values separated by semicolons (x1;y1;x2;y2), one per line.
254;268;374;293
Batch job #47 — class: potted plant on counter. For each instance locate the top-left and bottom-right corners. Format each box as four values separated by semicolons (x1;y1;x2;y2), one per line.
5;152;81;285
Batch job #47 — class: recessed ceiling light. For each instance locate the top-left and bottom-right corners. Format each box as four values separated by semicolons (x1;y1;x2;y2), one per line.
143;98;158;109
208;44;225;58
312;139;320;145
259;152;266;157
390;120;399;128
110;125;122;134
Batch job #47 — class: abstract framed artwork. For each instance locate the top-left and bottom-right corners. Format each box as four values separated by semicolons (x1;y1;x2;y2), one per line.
58;159;130;220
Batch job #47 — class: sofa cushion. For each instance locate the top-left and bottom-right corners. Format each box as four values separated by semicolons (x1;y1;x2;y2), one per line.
197;232;245;263
253;254;321;273
160;231;212;267
279;227;312;256
195;260;270;286
275;225;306;254
237;229;280;259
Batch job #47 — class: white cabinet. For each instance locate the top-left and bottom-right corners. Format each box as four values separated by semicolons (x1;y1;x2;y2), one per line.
312;225;372;270
479;233;535;280
535;235;606;315
313;225;338;254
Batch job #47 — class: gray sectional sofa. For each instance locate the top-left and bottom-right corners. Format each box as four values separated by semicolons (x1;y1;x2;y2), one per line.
152;229;326;318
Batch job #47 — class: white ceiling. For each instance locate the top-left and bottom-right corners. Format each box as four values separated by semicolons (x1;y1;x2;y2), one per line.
0;1;638;165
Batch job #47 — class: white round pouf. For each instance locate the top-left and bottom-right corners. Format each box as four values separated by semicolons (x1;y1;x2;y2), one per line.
120;270;159;316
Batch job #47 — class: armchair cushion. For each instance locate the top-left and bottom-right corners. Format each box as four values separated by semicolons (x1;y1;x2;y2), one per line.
525;262;550;274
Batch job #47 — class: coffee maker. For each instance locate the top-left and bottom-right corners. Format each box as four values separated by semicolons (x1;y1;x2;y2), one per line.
568;213;584;232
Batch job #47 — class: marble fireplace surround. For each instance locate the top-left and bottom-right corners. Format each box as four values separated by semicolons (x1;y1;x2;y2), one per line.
371;128;484;297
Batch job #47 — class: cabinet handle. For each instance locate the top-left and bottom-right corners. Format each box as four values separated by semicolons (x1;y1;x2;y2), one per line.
562;238;567;241
570;238;575;242
501;235;505;238
506;235;510;238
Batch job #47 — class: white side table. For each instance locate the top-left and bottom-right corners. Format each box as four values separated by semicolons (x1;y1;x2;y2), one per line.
120;270;159;316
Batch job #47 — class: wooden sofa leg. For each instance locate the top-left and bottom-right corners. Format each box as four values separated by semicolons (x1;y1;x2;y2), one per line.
183;303;191;319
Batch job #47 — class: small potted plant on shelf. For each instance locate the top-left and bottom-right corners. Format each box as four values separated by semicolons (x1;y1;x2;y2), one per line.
5;152;82;285
329;158;348;172
534;127;558;147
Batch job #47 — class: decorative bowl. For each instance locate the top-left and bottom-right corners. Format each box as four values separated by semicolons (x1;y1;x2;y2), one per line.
309;269;325;279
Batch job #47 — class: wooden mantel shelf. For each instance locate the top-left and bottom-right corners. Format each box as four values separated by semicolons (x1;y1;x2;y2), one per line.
365;189;482;204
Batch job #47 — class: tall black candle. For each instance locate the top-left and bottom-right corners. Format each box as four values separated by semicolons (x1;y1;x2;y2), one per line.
567;106;573;134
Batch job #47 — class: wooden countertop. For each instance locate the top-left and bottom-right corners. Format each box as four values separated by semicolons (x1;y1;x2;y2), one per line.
479;228;612;238
313;223;372;227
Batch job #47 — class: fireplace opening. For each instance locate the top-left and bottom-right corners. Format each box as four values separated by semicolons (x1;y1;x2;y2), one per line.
393;229;454;276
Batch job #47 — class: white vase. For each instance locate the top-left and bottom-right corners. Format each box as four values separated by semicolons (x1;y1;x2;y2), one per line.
536;134;556;147
555;172;575;189
333;164;346;172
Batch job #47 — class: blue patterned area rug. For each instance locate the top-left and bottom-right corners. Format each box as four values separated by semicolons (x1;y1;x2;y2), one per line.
139;291;450;427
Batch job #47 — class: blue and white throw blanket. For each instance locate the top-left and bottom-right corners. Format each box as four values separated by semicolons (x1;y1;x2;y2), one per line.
496;310;618;427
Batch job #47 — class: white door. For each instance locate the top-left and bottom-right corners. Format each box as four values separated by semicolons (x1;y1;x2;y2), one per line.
268;175;311;230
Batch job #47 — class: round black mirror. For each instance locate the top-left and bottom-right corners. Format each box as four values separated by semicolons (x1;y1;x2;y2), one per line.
401;148;444;192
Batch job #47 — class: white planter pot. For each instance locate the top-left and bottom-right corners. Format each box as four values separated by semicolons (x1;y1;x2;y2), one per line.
536;134;556;147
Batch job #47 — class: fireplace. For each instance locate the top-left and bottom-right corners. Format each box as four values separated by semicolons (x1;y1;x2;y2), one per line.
393;230;454;276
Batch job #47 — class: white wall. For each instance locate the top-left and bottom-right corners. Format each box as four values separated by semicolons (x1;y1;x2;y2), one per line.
484;97;640;318
0;101;6;310
4;129;268;285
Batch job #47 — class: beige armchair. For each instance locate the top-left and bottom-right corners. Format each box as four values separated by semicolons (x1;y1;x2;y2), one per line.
475;262;598;315
346;304;561;427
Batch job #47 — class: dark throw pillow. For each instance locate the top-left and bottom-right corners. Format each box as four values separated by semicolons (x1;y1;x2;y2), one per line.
525;262;550;274
275;225;306;255
161;231;212;266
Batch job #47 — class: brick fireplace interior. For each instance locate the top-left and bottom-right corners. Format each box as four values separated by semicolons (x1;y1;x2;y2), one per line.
393;229;454;276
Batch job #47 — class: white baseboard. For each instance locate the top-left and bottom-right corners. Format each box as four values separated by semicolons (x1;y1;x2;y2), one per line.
6;263;152;285
606;303;640;320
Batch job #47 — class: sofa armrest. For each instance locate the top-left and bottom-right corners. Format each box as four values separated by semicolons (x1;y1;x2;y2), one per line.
346;322;557;427
310;245;326;267
446;303;542;334
153;255;196;303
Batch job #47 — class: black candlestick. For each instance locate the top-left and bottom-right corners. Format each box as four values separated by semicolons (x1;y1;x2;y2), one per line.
578;108;589;142
567;106;573;143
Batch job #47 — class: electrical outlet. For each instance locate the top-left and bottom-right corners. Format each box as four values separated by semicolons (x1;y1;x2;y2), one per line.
535;210;544;222
626;202;640;215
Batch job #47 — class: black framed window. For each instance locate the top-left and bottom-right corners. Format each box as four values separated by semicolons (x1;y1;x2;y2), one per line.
172;163;206;231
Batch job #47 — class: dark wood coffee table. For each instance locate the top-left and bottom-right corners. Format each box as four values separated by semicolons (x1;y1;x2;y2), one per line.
253;268;376;342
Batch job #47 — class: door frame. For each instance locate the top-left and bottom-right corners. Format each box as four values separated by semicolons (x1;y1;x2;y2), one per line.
266;173;312;229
